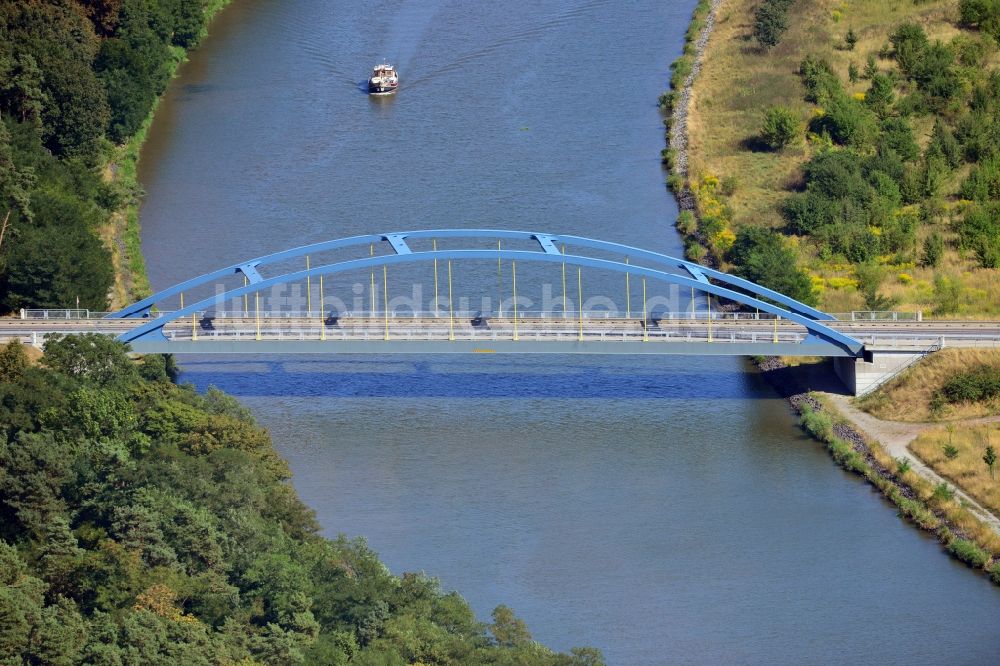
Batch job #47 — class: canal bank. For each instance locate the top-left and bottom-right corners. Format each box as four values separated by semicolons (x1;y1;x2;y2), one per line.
101;0;235;308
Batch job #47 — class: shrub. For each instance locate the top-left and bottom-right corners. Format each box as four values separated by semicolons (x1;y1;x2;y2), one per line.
667;173;685;193
942;365;1000;403
721;175;739;196
960;155;1000;202
676;210;697;235
854;262;896;311
897;496;941;529
896;457;911;474
761;106;799;150
932;482;955;502
800;55;841;104
932;273;963;315
810;94;880;149
960;0;1000;40
800;406;834;442
947;538;991;568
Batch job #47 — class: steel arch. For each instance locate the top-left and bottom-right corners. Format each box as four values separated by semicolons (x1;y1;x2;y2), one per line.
112;230;863;356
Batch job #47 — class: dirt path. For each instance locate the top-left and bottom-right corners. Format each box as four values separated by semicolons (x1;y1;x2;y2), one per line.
825;392;1000;534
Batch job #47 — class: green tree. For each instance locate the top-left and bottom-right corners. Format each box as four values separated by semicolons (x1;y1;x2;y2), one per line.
920;232;944;267
865;72;895;117
932;273;963;315
958;203;1000;269
985;445;997;480
854;262;896;311
845;27;858;50
0;53;46;126
727;227;817;305
877;117;919;161
754;1;791;49
42;333;137;385
0;121;36;224
490;605;532;648
864;54;878;80
890;23;930;78
760;105;799;150
0;341;29;382
928;119;962;169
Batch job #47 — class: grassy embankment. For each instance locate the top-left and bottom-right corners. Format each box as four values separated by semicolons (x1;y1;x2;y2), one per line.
670;0;1000;315
857;347;1000;421
912;424;1000;521
799;386;1000;582
100;0;234;309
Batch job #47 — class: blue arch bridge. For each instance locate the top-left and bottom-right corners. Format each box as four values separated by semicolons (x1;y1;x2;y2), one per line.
14;230;999;393
108;229;863;358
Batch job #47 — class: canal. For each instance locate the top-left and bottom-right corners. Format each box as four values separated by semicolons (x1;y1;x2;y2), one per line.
138;0;1000;662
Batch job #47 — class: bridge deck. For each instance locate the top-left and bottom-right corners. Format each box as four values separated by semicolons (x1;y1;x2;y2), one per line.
3;315;999;356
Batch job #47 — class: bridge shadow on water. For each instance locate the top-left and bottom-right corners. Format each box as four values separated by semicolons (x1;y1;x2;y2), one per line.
175;355;779;400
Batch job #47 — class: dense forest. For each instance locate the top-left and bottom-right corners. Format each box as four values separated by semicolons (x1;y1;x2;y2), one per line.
0;337;602;664
0;0;212;312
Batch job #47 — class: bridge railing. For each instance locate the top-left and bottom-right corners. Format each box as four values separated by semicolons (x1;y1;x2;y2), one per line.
183;309;804;321
20;309;114;320
160;323;813;344
831;311;923;322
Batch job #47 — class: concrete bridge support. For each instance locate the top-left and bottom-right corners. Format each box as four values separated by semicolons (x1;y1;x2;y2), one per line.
833;347;936;396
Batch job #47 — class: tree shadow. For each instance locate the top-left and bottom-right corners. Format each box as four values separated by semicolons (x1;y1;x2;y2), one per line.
740;135;773;153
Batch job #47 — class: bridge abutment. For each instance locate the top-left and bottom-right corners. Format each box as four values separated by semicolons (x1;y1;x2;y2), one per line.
834;347;934;396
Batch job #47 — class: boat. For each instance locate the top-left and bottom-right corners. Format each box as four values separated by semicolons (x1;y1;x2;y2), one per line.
368;62;398;95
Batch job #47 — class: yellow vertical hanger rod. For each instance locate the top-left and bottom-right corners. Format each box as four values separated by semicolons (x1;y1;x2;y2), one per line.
577;268;583;341
319;275;326;341
433;239;439;315
255;291;261;340
561;245;567;317
707;294;713;342
383;265;389;340
497;240;503;317
512;260;518;341
447;260;455;341
642;277;648;342
625;256;631;319
369;243;376;315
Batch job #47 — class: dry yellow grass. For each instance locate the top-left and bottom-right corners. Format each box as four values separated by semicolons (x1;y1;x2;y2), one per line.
911;424;1000;522
687;0;1000;315
857;348;1000;421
